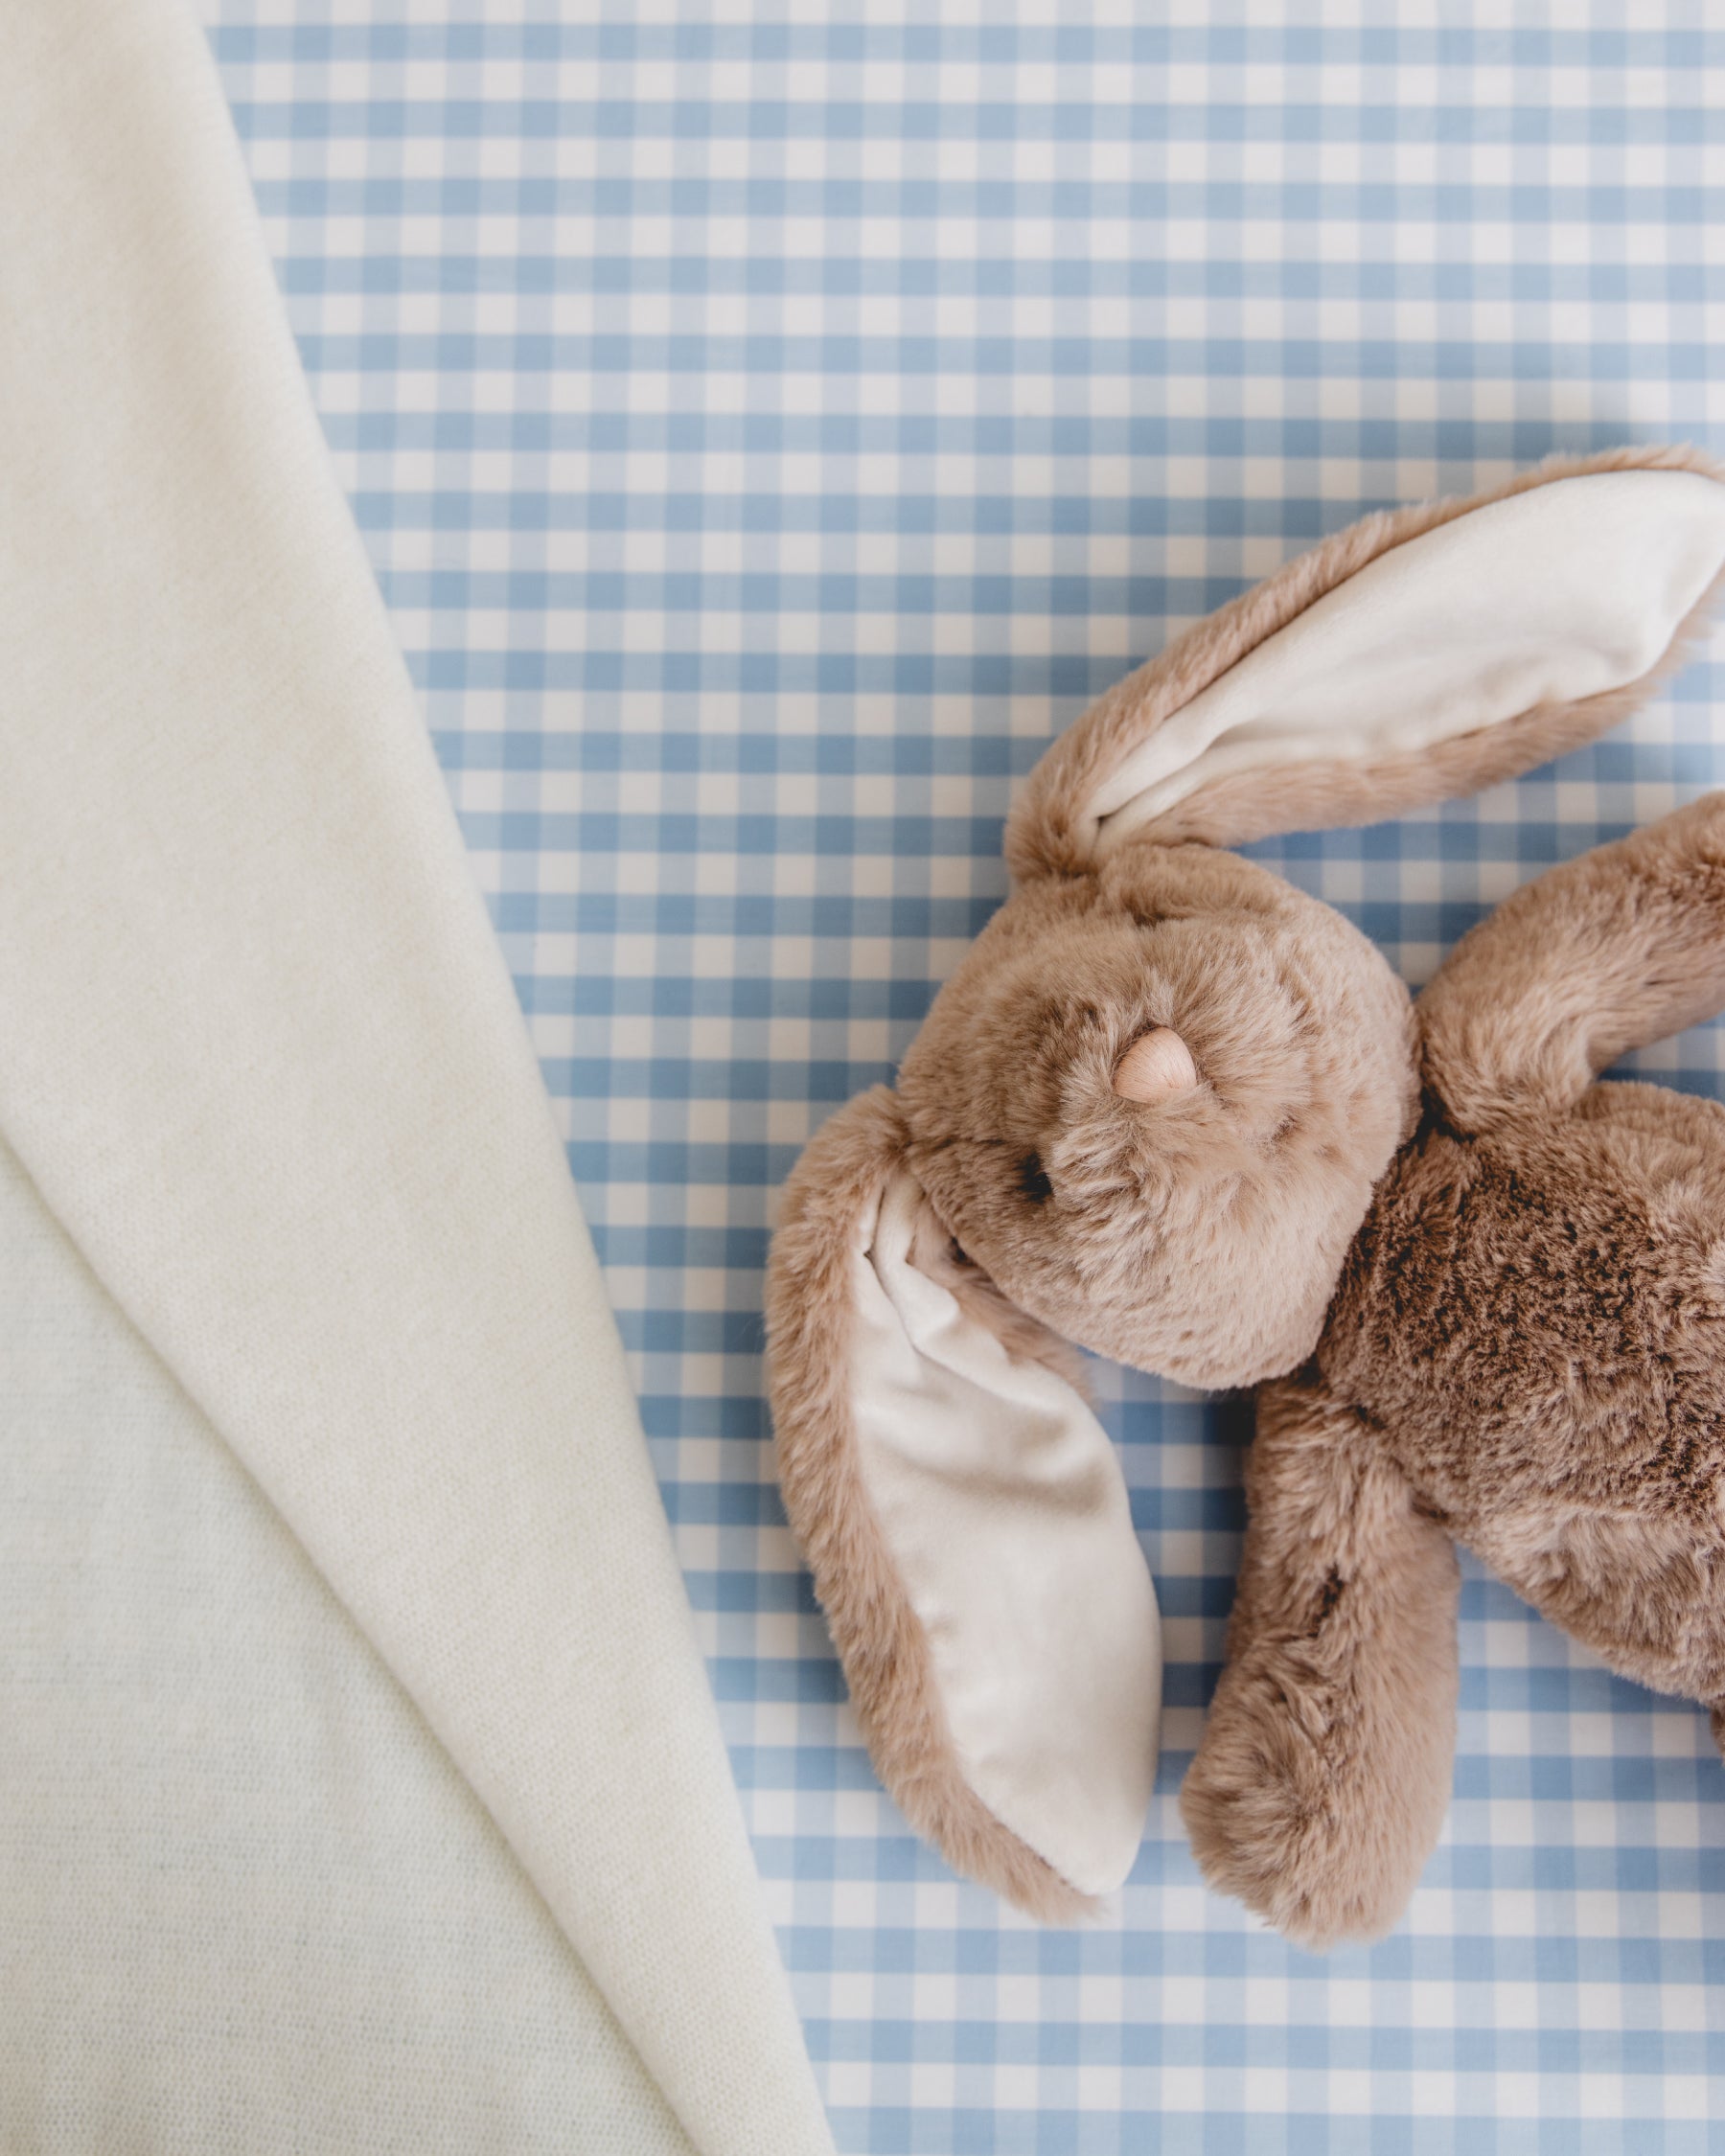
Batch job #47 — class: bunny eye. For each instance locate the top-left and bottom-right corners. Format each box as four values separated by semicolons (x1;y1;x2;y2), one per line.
1018;1152;1053;1204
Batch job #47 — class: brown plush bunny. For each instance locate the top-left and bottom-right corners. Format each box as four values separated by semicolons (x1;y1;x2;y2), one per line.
764;444;1725;1949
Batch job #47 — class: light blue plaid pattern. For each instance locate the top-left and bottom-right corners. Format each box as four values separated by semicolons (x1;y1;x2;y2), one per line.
207;10;1725;2148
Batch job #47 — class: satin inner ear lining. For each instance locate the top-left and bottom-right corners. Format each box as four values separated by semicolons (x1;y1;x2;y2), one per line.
843;1168;1162;1900
1079;468;1725;857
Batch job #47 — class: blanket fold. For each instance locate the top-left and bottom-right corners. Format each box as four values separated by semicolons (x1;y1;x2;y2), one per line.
0;7;833;2153
0;1135;702;2156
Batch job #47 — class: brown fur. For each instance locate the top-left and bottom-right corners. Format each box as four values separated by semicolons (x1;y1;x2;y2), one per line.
764;1086;1102;1923
896;842;1418;1390
1323;1083;1725;1709
766;443;1725;1935
1178;1376;1460;1951
1420;791;1725;1129
1184;804;1725;1947
1006;442;1725;879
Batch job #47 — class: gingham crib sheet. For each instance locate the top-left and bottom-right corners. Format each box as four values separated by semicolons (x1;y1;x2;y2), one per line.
207;8;1725;2149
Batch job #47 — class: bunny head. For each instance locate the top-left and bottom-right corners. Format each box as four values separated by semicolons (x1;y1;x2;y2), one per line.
893;828;1416;1394
766;444;1725;1922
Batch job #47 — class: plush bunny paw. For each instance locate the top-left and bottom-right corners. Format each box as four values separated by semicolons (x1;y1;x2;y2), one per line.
1180;1639;1434;1953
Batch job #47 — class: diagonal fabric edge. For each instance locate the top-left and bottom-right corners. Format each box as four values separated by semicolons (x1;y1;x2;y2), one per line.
0;1128;702;2156
0;7;833;2154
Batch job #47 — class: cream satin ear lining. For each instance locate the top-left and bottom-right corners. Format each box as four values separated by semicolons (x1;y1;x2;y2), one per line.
849;1172;1162;1898
1080;466;1725;855
1114;1027;1199;1102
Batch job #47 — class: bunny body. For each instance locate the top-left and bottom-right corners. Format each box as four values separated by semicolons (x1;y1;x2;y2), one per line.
1182;794;1725;1947
1335;1079;1725;1671
767;447;1725;1944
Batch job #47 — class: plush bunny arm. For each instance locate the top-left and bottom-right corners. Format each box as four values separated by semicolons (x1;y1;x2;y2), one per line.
1180;1375;1460;1952
1421;792;1725;1133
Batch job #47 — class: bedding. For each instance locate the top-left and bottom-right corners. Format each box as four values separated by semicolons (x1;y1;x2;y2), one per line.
4;4;1724;2151
0;7;831;2152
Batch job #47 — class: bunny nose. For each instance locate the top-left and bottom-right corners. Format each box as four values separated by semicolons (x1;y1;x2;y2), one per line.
1113;1026;1198;1102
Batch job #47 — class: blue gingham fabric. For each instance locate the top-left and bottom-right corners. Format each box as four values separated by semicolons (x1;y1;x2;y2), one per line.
206;10;1725;2149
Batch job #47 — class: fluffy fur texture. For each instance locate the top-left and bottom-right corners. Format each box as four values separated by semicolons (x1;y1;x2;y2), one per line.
1177;1376;1460;1950
1005;441;1725;877
1419;791;1725;1130
765;1086;1103;1924
766;442;1725;1938
896;842;1418;1391
1185;800;1725;1946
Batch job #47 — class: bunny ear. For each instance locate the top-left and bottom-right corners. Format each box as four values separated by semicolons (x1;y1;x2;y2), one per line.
765;1088;1162;1918
1006;445;1725;876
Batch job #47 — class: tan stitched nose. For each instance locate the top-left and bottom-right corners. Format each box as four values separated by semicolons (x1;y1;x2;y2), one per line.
1113;1026;1198;1102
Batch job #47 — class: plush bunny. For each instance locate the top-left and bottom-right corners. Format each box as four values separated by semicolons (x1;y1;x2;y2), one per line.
764;444;1725;1948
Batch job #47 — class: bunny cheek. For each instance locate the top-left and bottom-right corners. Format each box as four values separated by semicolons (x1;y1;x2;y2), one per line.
896;852;1418;1391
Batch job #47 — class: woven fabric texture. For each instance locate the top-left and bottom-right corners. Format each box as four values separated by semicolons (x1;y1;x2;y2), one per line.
206;11;1725;2150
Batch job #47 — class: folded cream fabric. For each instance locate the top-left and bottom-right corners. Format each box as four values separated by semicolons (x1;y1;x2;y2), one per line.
0;6;833;2153
0;1136;697;2156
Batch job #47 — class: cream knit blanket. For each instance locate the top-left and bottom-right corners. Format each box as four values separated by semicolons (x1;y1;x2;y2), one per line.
0;7;833;2152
